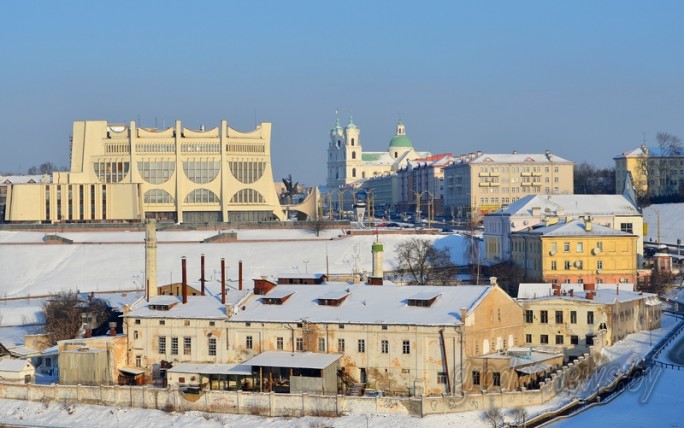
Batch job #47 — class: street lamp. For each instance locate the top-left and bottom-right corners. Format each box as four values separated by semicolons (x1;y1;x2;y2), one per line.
413;190;434;227
303;259;310;274
337;188;353;220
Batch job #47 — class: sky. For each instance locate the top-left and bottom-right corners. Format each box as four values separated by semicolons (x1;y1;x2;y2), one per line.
1;1;683;185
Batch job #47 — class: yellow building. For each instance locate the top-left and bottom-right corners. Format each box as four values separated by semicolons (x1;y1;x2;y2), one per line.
511;218;638;285
517;283;661;360
5;120;290;224
443;151;574;221
615;144;684;200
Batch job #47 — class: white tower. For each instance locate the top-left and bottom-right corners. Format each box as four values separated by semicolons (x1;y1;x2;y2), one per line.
372;239;384;278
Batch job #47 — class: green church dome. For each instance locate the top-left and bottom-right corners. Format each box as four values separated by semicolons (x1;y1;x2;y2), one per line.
389;134;413;148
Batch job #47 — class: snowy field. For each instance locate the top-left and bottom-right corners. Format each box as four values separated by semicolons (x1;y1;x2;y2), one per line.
643;202;684;245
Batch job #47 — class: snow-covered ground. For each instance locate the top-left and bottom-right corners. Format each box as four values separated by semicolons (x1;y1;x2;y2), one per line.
643;202;684;245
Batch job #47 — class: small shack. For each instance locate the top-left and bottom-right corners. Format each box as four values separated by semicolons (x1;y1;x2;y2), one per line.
0;359;35;384
242;351;342;395
166;363;252;391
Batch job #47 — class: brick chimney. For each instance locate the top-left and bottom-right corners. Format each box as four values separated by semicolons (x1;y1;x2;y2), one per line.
221;257;226;305
200;254;206;296
182;256;188;304
239;260;243;291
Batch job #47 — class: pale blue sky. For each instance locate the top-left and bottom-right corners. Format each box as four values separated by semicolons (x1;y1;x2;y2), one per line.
1;1;683;185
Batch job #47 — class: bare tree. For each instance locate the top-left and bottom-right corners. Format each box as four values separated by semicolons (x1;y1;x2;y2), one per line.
655;132;682;198
508;406;528;427
394;237;457;285
488;262;525;296
41;291;111;345
480;406;504;428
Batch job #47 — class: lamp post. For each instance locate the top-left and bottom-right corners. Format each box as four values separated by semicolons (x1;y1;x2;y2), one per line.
336;188;353;220
413;190;434;227
303;259;310;274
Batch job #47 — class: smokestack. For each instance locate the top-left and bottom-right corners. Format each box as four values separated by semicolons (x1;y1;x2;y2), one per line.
182;257;188;304
239;260;243;291
372;240;384;279
109;322;117;336
200;254;206;296
145;219;158;300
221;258;226;305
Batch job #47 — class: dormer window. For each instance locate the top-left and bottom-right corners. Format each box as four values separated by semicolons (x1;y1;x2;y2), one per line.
317;290;350;307
260;290;295;305
406;291;441;307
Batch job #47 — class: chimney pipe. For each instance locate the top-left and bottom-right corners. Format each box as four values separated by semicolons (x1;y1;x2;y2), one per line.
200;254;206;296
221;258;226;305
239;260;243;291
182;257;188;304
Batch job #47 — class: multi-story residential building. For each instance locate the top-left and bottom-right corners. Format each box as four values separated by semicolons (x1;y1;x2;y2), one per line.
443;151;574;221
517;283;661;360
614;144;684;200
4;119;303;224
357;173;398;215
510;218;638;285
395;154;453;217
483;194;643;266
326;118;430;189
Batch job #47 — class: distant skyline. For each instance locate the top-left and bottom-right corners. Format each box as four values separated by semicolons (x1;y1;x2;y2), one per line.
1;1;683;185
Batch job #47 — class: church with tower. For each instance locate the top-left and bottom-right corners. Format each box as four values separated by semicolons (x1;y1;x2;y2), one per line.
326;117;431;188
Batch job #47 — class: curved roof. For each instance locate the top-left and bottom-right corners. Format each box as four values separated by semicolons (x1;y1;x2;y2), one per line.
389;134;413;148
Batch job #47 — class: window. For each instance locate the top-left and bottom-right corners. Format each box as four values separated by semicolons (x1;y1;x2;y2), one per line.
159;320;165;326
208;338;217;356
382;325;388;330
587;311;594;324
576;261;583;269
570;311;577;324
296;338;303;351
135;355;142;367
571;335;579;345
551;261;557;270
597;241;603;251
597;260;603;269
209;321;215;327
472;371;481;386
525;334;532;343
620;223;633;234
338;338;345;352
403;340;410;354
555;311;563;324
134;331;139;340
525;310;533;323
493;372;501;387
276;337;284;350
555;335;564;345
184;320;190;327
171;337;178;355
540;310;548;324
381;340;389;354
246;335;253;349
358;339;366;353
563;242;570;252
158;337;166;354
318;338;326;352
437;372;447;384
540;335;549;344
576;242;584;252
564;261;571;270
551;242;557;253
135;319;141;325
184;337;191;355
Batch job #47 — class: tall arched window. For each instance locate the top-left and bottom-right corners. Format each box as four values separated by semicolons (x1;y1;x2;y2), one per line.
352;152;356;159
352;168;356;178
351;138;355;146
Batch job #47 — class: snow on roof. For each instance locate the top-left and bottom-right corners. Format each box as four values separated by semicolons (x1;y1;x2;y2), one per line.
498;194;639;217
317;289;350;300
519;219;632;237
167;363;251;376
262;289;295;299
231;284;493;326
278;273;325;280
0;359;32;372
517;283;658;305
242;351;342;369
0;175;50;185
463;153;572;164
124;295;227;319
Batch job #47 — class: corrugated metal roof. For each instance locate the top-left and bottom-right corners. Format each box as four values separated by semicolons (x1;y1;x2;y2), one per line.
243;351;342;369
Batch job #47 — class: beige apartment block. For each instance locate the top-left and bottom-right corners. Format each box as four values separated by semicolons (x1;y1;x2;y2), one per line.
443;151;574;221
518;283;661;360
5;119;285;223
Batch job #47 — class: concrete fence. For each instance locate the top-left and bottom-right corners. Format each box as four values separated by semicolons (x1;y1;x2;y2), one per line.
0;355;594;418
